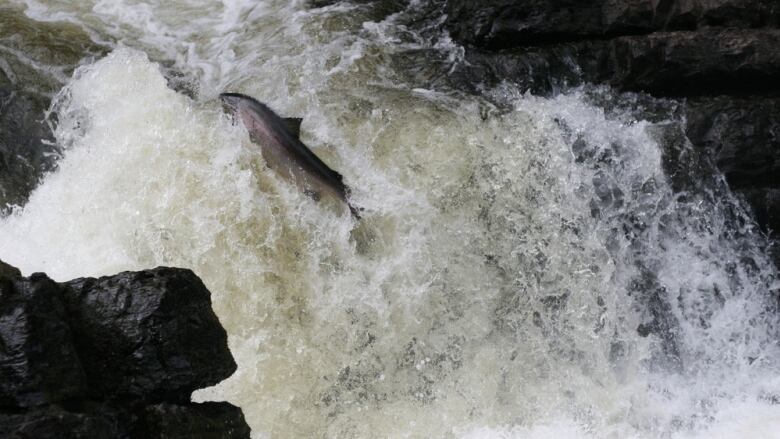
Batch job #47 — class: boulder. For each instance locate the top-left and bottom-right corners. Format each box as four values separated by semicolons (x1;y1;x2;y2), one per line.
0;262;250;437
62;267;237;402
0;271;88;408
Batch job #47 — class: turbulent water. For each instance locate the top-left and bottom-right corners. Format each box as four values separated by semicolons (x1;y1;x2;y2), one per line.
1;1;779;437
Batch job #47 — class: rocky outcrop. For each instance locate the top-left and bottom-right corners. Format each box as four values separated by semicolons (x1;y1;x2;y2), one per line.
0;261;250;439
443;0;780;235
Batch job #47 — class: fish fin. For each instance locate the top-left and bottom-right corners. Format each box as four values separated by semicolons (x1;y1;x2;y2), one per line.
283;117;303;138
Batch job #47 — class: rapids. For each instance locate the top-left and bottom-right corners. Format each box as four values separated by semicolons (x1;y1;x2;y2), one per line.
1;1;778;437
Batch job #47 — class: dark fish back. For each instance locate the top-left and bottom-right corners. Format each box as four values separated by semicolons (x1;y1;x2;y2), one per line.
224;93;350;197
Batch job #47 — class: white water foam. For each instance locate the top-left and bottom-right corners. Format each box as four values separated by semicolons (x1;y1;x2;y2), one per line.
2;1;779;438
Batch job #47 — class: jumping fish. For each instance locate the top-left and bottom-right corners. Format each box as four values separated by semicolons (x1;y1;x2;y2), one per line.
220;93;360;219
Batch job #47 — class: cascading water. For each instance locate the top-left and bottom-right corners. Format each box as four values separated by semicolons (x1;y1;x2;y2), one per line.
1;1;779;437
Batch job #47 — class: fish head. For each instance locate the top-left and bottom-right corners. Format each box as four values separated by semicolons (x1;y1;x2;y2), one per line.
219;93;242;116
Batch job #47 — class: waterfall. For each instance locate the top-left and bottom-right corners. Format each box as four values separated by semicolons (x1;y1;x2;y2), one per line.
1;1;778;437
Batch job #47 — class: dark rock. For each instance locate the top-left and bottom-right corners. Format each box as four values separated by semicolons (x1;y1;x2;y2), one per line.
61;267;237;402
454;44;583;96
740;188;780;236
0;6;105;212
0;66;56;213
442;1;780;98
583;29;780;97
445;0;780;50
698;0;780;28
0;272;87;409
685;96;780;189
446;0;607;49
456;28;780;98
0;265;250;437
0;406;119;439
685;96;780;232
309;0;406;8
0;401;251;439
0;260;20;279
132;402;251;439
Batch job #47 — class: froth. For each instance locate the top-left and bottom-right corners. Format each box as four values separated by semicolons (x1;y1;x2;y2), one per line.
2;1;779;438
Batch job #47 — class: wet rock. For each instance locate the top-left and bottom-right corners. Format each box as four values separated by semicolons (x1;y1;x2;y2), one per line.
0;406;119;439
685;96;780;189
446;0;607;49
0;6;105;212
0;401;251;439
0;271;88;408
62;267;237;402
453;44;583;96
0;260;20;279
0;66;55;213
582;29;780;97
0;263;250;437
455;28;780;98
133;402;251;439
740;188;780;237
445;0;780;50
685;96;780;232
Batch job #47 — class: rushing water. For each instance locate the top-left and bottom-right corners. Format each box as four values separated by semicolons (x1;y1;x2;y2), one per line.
1;1;779;437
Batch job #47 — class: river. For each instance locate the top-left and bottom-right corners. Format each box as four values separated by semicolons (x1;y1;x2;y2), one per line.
1;1;779;437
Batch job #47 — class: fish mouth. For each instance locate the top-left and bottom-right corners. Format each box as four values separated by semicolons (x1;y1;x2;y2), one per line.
219;93;238;115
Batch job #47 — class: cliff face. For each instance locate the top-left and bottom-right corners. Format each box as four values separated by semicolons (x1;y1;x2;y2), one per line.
0;261;250;439
443;0;780;236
